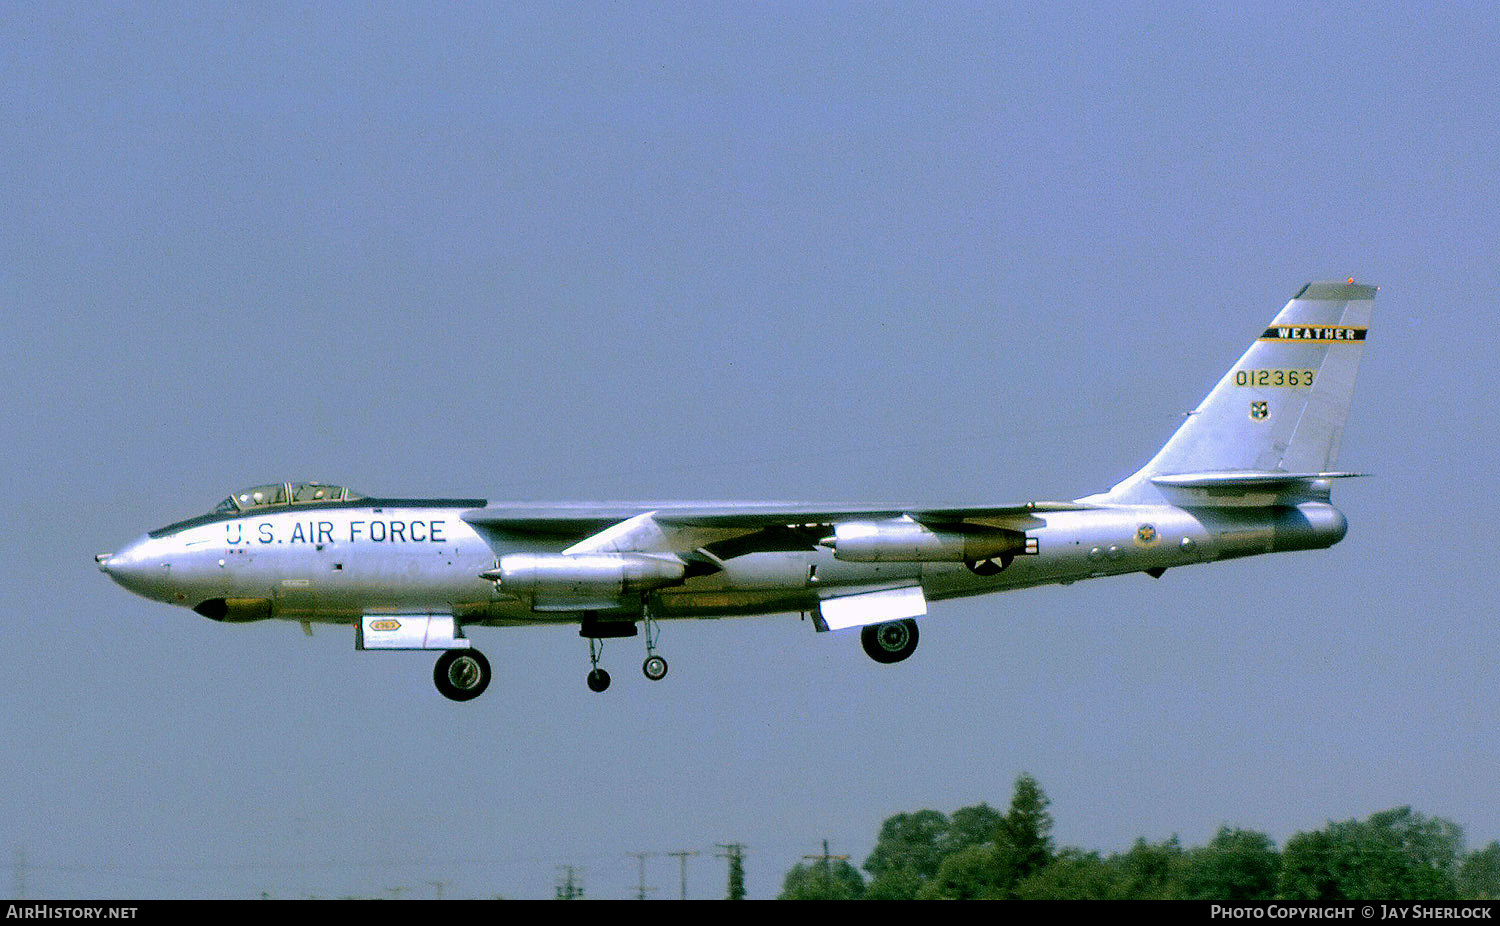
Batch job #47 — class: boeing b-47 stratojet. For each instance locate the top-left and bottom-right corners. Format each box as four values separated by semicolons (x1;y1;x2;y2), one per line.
98;281;1374;700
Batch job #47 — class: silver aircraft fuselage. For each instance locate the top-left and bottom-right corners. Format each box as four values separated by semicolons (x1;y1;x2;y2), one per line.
100;497;1346;624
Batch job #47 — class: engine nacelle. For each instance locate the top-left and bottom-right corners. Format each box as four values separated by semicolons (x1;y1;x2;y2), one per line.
485;552;687;610
824;519;1026;563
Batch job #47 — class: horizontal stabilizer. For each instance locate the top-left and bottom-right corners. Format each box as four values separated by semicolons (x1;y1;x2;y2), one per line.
1148;470;1366;507
1150;471;1366;489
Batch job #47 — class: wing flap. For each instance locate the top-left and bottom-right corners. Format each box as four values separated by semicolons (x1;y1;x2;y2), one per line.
816;586;927;631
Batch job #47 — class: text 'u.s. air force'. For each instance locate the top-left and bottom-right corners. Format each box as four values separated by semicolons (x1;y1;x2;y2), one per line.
225;519;448;545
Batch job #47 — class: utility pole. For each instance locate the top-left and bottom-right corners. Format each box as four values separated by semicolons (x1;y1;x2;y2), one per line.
666;849;698;900
627;852;656;900
715;843;746;900
803;839;850;871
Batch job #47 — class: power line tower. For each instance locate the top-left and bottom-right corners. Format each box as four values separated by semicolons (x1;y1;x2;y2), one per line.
555;865;585;900
627;852;657;900
666;849;699;900
715;843;747;900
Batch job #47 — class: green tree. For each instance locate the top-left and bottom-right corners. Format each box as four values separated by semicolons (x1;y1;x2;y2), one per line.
778;858;864;900
861;803;1008;899
913;776;1057;899
1278;829;1342;901
1106;836;1185;899
997;774;1055;880
1459;842;1500;900
862;809;950;900
1279;807;1463;901
1177;827;1280;902
918;843;1017;900
1014;849;1121;899
943;803;1004;855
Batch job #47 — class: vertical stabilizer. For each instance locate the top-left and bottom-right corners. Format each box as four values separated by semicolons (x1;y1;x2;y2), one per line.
1087;281;1375;505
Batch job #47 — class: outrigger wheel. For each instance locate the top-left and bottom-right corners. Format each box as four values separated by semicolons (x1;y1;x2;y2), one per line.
587;668;611;692
434;648;491;702
642;654;668;681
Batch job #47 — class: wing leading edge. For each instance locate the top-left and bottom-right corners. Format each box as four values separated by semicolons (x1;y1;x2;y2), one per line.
461;500;1092;558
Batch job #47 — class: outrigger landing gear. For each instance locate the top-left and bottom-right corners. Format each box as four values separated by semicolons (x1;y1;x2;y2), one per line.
433;648;492;702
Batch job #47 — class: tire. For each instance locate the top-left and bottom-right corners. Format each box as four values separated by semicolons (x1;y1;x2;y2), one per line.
587;667;612;692
861;619;919;664
434;648;491;702
642;655;669;681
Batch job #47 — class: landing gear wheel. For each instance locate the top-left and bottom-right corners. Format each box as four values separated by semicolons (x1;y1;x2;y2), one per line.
861;619;919;664
434;648;491;702
587;668;612;692
642;654;669;681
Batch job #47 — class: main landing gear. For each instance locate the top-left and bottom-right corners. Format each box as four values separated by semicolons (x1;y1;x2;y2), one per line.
861;618;920;664
433;648;492;702
579;610;669;693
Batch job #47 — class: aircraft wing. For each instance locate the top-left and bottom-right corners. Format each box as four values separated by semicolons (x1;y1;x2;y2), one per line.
461;500;1091;559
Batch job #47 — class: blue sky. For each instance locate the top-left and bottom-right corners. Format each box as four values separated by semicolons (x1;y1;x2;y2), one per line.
4;2;1499;899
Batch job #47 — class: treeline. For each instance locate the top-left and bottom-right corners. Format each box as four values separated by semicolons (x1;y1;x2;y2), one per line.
777;775;1500;900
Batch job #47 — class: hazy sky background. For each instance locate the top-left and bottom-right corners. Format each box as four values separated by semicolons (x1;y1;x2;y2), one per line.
4;2;1498;899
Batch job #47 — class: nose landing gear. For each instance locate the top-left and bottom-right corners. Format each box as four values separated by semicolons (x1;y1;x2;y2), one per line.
578;608;670;692
641;610;668;682
586;637;612;692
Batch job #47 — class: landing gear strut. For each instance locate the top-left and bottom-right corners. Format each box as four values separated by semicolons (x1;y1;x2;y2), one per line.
641;608;668;681
577;608;670;691
434;648;491;701
586;637;611;692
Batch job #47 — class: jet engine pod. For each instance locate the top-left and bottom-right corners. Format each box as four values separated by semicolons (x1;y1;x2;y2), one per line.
193;597;273;622
825;519;1026;563
490;552;687;610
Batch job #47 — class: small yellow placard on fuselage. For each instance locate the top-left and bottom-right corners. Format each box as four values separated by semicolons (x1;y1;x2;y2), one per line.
1235;369;1315;388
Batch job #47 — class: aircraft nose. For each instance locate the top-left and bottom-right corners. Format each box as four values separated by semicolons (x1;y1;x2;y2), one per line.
97;537;174;600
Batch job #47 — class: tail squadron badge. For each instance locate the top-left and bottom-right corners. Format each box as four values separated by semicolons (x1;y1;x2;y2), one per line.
1249;400;1269;420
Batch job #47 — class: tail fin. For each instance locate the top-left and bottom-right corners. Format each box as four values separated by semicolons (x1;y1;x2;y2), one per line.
1088;280;1375;505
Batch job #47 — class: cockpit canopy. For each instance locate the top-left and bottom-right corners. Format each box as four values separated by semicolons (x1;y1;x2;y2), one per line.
213;482;366;514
